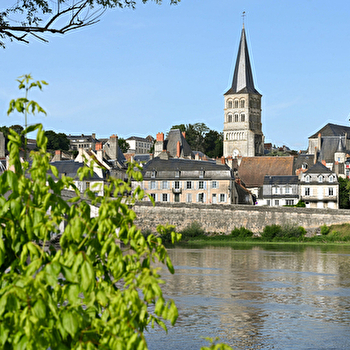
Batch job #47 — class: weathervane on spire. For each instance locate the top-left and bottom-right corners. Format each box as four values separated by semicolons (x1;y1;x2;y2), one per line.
242;11;246;28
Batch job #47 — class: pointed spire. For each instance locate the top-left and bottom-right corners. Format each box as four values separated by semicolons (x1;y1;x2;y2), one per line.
336;136;345;152
225;26;260;95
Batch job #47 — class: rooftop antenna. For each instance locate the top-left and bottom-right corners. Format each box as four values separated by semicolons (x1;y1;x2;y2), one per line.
242;11;246;28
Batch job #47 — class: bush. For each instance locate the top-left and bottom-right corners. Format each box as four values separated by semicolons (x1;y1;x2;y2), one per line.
320;224;330;235
181;221;205;238
295;200;306;207
261;224;283;240
156;224;178;242
230;227;253;239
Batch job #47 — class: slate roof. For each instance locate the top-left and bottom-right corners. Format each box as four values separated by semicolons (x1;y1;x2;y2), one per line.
263;175;299;185
293;154;315;172
143;157;232;179
126;136;150;142
224;27;260;95
238;157;294;187
318;136;349;163
50;160;102;180
165;129;193;158
304;162;333;174
309;123;350;139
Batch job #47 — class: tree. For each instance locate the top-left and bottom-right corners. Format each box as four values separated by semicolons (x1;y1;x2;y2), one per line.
339;177;350;209
45;130;70;151
1;80;232;350
203;130;223;158
0;0;180;48
118;137;129;153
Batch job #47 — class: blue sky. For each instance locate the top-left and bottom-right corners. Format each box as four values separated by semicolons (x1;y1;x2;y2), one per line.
1;0;350;151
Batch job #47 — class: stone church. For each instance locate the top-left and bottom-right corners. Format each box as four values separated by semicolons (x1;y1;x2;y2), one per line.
223;24;264;158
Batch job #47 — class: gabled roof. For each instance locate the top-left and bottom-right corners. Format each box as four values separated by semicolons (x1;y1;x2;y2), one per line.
304;162;333;174
165;129;193;158
224;27;260;95
309;123;350;139
50;160;101;180
318;137;349;163
238;157;294;187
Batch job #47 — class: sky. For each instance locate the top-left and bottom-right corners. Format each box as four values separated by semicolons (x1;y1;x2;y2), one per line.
1;0;350;151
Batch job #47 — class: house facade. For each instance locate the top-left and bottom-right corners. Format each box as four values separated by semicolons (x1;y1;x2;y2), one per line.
140;157;242;205
299;162;339;209
126;136;153;154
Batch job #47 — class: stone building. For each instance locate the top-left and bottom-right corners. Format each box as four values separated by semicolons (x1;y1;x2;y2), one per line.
126;136;153;154
223;24;264;158
140;156;253;205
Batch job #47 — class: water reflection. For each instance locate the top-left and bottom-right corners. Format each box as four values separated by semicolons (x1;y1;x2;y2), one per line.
146;245;350;349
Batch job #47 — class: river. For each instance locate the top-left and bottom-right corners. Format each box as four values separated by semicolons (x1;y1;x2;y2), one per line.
146;244;350;349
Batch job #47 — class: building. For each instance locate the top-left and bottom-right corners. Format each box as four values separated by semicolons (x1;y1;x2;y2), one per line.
67;133;98;151
126;136;153;154
262;175;299;207
140;156;247;205
299;162;339;209
223;24;264;158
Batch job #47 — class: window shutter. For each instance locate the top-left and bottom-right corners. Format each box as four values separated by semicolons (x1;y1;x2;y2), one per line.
149;181;151;189
196;193;199;202
204;181;207;190
203;193;206;203
172;181;175;189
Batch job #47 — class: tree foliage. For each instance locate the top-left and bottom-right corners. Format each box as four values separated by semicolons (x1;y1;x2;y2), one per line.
339;177;350;209
118;137;129;153
44;130;70;151
170;123;223;158
0;0;180;48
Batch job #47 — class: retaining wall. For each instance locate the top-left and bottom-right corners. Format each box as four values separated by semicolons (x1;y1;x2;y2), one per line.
133;202;350;234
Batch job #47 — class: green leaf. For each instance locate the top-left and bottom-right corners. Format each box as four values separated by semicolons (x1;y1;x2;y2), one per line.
61;310;79;338
81;260;95;291
67;284;80;305
32;299;46;319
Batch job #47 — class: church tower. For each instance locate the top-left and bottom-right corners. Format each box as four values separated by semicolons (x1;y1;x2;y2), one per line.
223;24;264;158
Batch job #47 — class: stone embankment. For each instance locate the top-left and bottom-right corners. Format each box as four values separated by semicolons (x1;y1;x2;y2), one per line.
133;202;350;234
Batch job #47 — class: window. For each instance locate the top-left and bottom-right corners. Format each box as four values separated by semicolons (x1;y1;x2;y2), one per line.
274;187;279;194
305;188;310;196
275;200;280;206
162;181;168;189
227;100;232;108
211;181;219;189
241;114;245;122
199;181;204;189
285;187;290;194
266;199;271;206
186;193;192;203
305;175;310;183
150;181;157;190
199;170;204;178
175;170;180;178
328;187;334;196
318;175;323;183
198;193;204;203
174;193;180;202
286;200;294;206
220;194;226;202
234;100;238;108
150;193;156;201
162;193;168;202
235;114;239;122
240;99;245;108
174;181;180;189
151;170;156;178
228;114;233;123
212;193;217;204
329;175;334;183
186;181;192;189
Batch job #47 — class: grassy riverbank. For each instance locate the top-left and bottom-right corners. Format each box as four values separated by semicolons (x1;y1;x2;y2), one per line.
149;222;350;245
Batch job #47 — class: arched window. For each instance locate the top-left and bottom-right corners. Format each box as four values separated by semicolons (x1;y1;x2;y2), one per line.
318;175;323;183
234;100;238;108
227;114;232;123
329;175;334;183
240;99;245;108
305;175;310;183
235;114;239;122
227;100;233;109
241;114;245;122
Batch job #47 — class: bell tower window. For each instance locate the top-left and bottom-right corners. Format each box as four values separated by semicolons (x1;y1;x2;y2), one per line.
234;100;238;108
227;100;233;108
240;99;245;108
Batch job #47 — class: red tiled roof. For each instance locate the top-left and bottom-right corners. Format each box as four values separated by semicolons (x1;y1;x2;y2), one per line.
238;156;294;187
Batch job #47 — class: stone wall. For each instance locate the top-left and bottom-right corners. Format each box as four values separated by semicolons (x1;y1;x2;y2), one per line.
133;202;350;234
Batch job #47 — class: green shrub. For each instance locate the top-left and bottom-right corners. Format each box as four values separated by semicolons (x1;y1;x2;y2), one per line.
295;200;306;207
261;224;283;240
231;227;253;239
181;221;205;238
282;224;306;239
156;224;177;242
320;224;330;235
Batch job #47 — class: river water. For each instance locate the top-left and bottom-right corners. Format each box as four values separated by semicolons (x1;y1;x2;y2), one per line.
146;244;350;349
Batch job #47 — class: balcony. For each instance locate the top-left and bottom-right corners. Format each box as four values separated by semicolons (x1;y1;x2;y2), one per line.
172;188;182;194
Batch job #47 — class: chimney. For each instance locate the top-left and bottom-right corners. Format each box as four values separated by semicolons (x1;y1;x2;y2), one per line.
182;132;186;139
195;152;200;160
95;142;103;161
176;141;181;158
314;147;317;164
221;156;225;165
156;132;164;142
0;132;5;158
55;150;61;161
318;133;321;150
108;134;119;160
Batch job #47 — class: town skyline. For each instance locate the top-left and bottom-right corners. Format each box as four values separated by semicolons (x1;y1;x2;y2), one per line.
1;0;350;151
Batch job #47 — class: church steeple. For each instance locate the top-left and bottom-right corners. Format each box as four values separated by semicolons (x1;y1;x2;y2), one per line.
225;26;260;95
